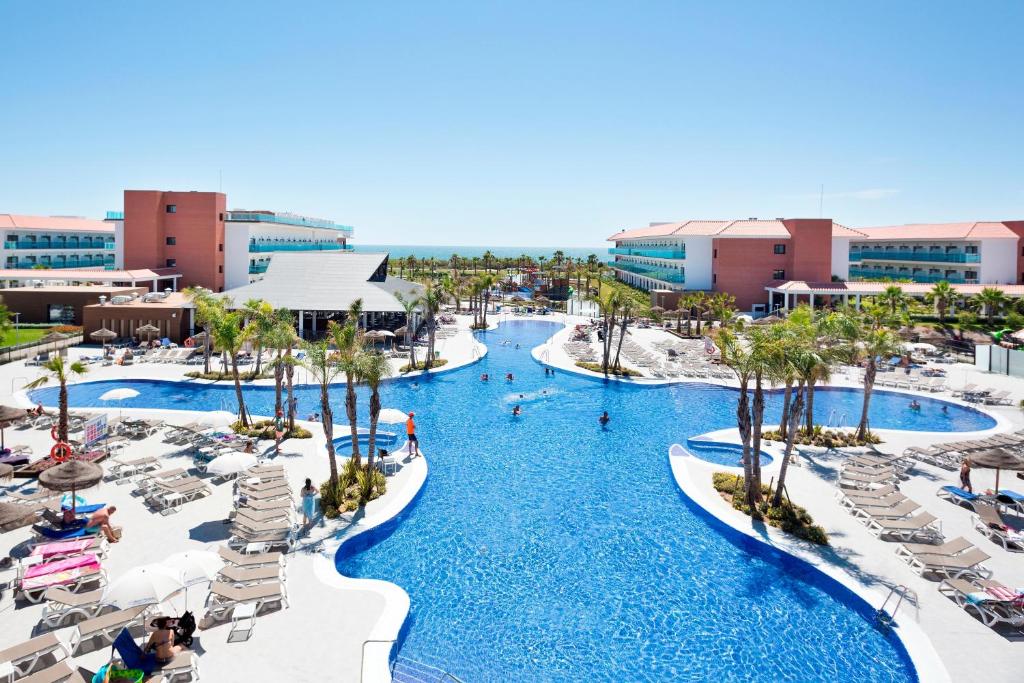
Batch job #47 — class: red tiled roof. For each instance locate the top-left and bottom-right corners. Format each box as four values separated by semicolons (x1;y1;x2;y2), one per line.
0;214;113;233
854;222;1019;241
609;219;861;241
767;280;1024;296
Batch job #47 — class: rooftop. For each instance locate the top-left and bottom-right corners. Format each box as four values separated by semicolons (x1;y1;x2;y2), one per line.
0;214;113;233
0;267;180;281
853;221;1024;241
608;219;857;241
767;279;1024;296
225;210;353;234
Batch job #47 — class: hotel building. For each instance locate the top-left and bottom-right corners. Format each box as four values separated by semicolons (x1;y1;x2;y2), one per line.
0;214;116;285
117;190;354;291
608;218;1024;313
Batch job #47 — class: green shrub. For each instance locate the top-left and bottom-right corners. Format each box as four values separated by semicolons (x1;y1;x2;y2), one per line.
185;369;273;381
574;361;642;377
710;472;829;545
956;310;978;328
400;358;450;372
1007;311;1024;331
231;419;311;440
762;428;881;448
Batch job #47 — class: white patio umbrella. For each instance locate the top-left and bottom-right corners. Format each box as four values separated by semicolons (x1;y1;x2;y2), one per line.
378;408;408;424
163;550;224;588
205;451;258;478
99;388;140;402
103;565;184;608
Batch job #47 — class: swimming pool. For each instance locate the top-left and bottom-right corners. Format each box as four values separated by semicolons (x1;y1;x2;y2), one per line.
34;321;994;681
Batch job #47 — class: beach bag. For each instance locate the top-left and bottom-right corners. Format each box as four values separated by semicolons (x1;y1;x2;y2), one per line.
174;610;196;647
92;664;144;683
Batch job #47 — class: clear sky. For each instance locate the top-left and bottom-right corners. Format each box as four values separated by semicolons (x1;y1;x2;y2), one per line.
1;1;1021;247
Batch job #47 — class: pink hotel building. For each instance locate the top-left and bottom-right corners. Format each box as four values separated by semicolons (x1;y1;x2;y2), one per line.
608;218;1024;313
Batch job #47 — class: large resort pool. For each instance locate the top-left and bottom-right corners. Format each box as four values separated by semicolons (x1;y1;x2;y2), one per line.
32;321;997;682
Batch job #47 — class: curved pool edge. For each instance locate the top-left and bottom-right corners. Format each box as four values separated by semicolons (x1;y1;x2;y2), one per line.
668;448;948;683
312;454;429;683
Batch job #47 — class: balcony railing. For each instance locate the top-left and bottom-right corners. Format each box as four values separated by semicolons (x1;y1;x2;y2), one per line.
4;240;115;251
249;262;270;275
849;249;980;264
227;211;354;236
105;211;124;220
248;242;352;253
6;258;112;270
612;260;685;284
608;247;686;260
848;266;974;285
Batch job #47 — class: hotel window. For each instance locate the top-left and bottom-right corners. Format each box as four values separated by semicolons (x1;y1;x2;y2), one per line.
773;244;786;255
772;269;785;280
165;237;176;246
712;274;717;284
713;249;717;258
965;246;978;254
965;271;977;279
166;259;177;267
166;205;176;214
218;265;223;273
218;244;223;252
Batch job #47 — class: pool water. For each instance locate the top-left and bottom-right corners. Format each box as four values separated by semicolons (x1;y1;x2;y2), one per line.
34;321;995;681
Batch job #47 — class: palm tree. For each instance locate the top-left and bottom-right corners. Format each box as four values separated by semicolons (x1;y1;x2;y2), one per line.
265;309;297;420
301;337;345;490
975;287;1007;325
709;292;737;330
877;285;909;318
212;308;252;427
24;356;88;442
359;350;393;479
691;292;708;336
716;328;759;506
242;298;274;374
594;288;621;375
477;273;496;328
417;282;444;368
929;281;956;323
853;324;903;441
612;297;635;370
184;286;221;374
329;305;364;466
482;250;495;273
394;291;420;369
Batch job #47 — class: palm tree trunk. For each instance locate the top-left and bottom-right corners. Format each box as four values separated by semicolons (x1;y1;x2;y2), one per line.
613;316;628;370
273;351;284;418
345;374;360;466
779;379;793;440
366;388;380;474
320;381;338;489
285;348;296;431
58;380;69;443
856;361;877;441
254;342;263;375
750;372;765;501
773;383;805;506
805;379;816;434
736;378;755;507
232;355;249;427
203;325;211;374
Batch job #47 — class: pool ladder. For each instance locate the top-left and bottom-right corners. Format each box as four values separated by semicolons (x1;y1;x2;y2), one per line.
876;584;917;629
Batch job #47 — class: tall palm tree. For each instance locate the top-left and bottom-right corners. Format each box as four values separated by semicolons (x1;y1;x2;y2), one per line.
359;350;392;478
709;292;737;330
417;282;444;368
265;309;297;420
301;337;345;490
24;356;88;442
716;328;759;506
330;304;364;466
477;273;496;327
853;324;903;441
482;250;495;273
877;285;909;318
929;281;956;323
212;309;252;427
184;286;221;374
612;297;635;370
394;291;419;369
975;287;1007;325
241;298;274;374
594;288;621;375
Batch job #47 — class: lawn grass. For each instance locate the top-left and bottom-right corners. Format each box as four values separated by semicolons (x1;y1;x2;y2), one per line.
0;327;49;348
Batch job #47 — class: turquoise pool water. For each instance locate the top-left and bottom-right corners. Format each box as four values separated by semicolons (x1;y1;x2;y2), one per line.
34;321;995;681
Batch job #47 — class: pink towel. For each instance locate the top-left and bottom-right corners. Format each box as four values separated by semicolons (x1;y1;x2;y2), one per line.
31;539;94;559
985;585;1023;603
24;553;99;580
20;565;97;592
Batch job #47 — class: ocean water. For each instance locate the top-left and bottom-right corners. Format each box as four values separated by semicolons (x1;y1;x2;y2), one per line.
353;244;606;262
32;320;996;681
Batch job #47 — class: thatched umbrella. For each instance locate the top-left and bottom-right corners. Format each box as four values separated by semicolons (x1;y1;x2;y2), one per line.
966;448;1024;493
754;314;784;325
0;463;12;483
39;331;69;355
89;328;117;343
0;501;35;531
0;405;27;450
136;323;160;342
190;331;209;347
38;459;103;515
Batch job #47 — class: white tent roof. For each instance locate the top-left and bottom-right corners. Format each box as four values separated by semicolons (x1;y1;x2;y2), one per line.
221;252;424;313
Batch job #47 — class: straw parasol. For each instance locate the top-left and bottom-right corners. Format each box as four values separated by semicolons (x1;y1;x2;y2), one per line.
190;331;209;347
89;328;117;344
136;323;160;341
0;501;35;531
0;405;27;450
39;331;69;355
38;459;103;515
0;463;12;483
966;448;1024;493
753;314;784;325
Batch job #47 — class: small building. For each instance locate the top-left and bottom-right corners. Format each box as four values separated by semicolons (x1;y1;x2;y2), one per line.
0;285;147;325
83;291;191;344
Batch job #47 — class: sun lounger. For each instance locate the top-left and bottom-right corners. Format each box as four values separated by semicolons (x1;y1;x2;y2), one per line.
851;499;921;521
982;390;1012;405
865;512;943;543
218;546;284;568
231;516;293;535
111;628;198;681
17;660;89;683
951;383;978;397
973;502;1024;551
835;483;902;504
236;485;292;502
134;467;188;495
228;526;296;552
31;524;101;543
32;537;109;562
235;495;292;511
906;547;992;580
0;632;70;678
837;468;899;490
39;586;107;627
936;485;989;511
938;578;1024;628
246;464;285;477
218;563;285;585
19;555;105;603
205;580;289;621
10;487;60;504
68;605;150;654
146;478;211;514
894;536;974;562
996;489;1024;515
108;455;160;483
234;506;293;524
238;478;290;494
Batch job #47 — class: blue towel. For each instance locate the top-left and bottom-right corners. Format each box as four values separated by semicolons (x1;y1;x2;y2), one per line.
112;628;158;675
965;591;989;605
941;485;979;500
34;525;96;541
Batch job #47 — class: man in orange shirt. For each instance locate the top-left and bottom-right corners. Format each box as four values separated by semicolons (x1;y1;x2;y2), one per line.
406;412;421;458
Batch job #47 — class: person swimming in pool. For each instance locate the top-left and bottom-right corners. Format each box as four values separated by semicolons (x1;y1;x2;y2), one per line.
481;373;489;381
909;400;921;411
512;405;522;416
599;411;610;426
941;405;948;414
506;373;514;381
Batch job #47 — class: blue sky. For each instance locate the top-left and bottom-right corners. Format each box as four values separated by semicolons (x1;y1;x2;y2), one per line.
1;1;1021;247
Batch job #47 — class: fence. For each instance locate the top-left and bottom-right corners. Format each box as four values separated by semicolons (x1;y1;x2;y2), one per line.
0;334;84;365
975;344;1024;378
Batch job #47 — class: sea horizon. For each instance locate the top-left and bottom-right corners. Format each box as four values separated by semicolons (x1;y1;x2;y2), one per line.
352;244;607;262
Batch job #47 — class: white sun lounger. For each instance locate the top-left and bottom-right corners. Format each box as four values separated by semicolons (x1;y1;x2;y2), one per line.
0;632;70;678
67;604;150;654
938;577;1024;628
864;512;943;543
906;548;992;580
